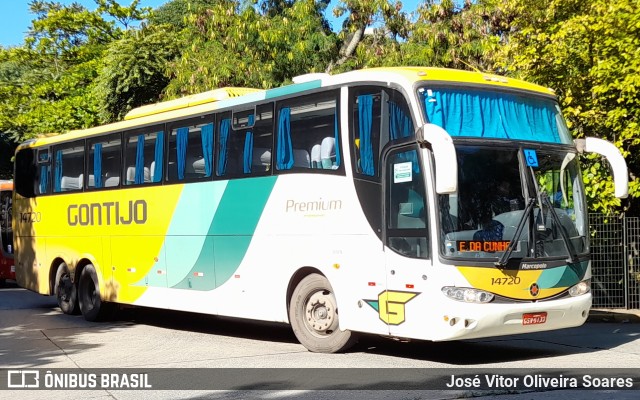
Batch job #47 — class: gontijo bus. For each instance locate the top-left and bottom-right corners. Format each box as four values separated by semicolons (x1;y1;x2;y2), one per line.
13;67;628;353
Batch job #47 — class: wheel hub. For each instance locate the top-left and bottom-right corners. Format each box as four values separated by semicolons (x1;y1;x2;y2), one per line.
305;290;338;334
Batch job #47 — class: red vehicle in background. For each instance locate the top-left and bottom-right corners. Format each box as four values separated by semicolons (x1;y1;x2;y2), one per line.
0;180;14;286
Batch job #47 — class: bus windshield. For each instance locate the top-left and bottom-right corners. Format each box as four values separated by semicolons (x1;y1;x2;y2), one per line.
439;145;588;261
0;189;12;254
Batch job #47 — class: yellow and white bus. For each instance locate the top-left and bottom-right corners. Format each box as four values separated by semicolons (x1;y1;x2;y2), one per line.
13;67;628;353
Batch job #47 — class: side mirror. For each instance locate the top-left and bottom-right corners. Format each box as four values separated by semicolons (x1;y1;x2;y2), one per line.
574;137;628;199
420;124;457;194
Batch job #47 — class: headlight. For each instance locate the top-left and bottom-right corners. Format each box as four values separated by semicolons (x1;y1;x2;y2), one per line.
442;287;494;303
569;280;591;297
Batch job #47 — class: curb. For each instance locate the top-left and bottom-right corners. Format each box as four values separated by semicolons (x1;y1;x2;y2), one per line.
587;309;640;323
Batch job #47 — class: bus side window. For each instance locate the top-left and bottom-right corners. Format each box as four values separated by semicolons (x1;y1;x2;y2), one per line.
14;148;37;198
88;133;121;189
53;141;85;193
168;117;214;182
351;87;415;180
124;128;164;186
37;149;50;195
275;91;341;172
216;111;233;177
251;103;274;174
216;107;273;178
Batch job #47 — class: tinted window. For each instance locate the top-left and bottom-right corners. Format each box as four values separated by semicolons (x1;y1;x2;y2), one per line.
14;148;37;198
351;87;414;180
124;129;164;185
168;117;214;182
88;134;121;189
216;104;274;178
386;147;429;259
53;141;85;193
275;92;341;171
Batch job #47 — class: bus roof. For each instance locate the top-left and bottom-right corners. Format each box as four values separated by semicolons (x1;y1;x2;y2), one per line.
16;66;556;150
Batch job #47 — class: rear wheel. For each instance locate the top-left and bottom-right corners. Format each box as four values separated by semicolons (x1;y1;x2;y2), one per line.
54;262;78;315
289;273;356;353
78;264;111;321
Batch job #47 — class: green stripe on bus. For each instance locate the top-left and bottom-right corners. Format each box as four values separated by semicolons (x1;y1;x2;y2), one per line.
171;176;277;290
265;80;322;99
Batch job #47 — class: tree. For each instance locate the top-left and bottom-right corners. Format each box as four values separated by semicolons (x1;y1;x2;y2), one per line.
327;0;410;72
0;0;149;143
149;0;221;28
499;0;640;213
403;0;509;71
164;0;337;96
93;25;183;122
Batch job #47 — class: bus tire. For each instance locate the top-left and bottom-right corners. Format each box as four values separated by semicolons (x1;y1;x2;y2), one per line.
54;262;78;315
78;264;109;322
289;273;356;353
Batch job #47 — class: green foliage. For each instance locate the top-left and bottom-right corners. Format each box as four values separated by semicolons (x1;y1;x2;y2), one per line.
0;0;149;143
499;0;640;214
165;0;337;96
327;0;410;72
404;0;506;71
93;25;183;122
149;0;221;28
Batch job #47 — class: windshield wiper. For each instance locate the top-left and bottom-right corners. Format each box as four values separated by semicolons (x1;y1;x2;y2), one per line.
495;198;536;268
541;193;580;264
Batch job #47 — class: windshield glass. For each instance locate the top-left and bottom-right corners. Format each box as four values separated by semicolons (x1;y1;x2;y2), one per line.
439;145;587;261
0;190;12;254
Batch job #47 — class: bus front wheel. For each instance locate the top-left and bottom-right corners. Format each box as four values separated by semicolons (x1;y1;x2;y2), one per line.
54;262;78;315
289;273;356;353
78;264;110;322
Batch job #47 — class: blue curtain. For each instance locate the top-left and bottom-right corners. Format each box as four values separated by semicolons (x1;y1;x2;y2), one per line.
94;143;103;188
40;165;48;194
201;123;213;177
244;132;253;174
358;95;374;176
217;119;231;175
389;101;418;172
277;107;293;170
389;101;414;141
334;112;341;167
243;114;255;174
135;134;145;184
153;132;164;182
54;150;62;192
176;127;188;180
422;89;563;143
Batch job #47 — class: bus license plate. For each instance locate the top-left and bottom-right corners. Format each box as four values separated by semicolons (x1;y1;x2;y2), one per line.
523;312;547;325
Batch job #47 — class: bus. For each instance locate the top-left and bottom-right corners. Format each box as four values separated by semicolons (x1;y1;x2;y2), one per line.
0;180;14;286
13;67;628;353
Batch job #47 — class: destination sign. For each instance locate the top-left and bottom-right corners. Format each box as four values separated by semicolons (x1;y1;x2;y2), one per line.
457;240;511;252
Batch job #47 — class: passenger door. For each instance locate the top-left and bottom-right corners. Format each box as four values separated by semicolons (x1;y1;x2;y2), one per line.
383;145;431;337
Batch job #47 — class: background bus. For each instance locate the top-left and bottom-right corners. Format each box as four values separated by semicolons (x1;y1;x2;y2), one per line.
13;67;628;353
0;180;14;286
